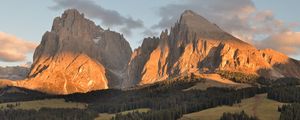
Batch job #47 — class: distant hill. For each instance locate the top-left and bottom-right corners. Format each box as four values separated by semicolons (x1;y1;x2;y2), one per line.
0;66;29;80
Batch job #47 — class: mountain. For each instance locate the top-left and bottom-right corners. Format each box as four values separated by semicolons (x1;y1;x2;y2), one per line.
125;10;300;87
12;9;132;94
1;9;299;94
0;66;29;80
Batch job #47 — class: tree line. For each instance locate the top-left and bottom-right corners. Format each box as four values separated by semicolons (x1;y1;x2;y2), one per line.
219;111;259;120
278;103;300;120
216;70;259;84
1;74;299;120
267;86;300;103
0;108;98;120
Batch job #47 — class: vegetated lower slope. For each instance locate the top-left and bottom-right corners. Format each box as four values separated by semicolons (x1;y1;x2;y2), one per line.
179;94;283;120
63;78;268;120
179;77;300;120
268;86;300;103
95;108;150;120
0;108;98;120
220;111;259;120
0;99;86;110
0;76;266;120
0;77;299;120
0;86;52;103
279;103;300;120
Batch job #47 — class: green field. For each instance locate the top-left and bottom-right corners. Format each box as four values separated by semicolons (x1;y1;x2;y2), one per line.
95;108;150;120
179;94;285;120
0;99;87;110
0;98;149;120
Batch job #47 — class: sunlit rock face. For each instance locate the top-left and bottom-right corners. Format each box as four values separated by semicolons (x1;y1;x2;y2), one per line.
125;10;300;87
3;9;300;93
16;9;132;94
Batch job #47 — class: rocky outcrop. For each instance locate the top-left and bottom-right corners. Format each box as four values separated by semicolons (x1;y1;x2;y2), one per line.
14;9;132;94
125;10;300;87
2;9;299;93
123;37;160;88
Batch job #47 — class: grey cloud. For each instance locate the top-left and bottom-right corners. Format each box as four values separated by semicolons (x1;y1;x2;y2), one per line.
255;31;300;56
50;0;144;36
0;32;37;62
142;29;159;37
120;17;144;35
152;0;257;42
154;0;293;43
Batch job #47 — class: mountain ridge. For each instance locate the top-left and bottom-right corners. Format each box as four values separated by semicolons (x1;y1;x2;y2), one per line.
178;10;254;48
1;9;300;94
125;9;300;87
11;9;132;94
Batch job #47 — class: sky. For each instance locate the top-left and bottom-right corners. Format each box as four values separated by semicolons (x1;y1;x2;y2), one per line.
0;0;299;66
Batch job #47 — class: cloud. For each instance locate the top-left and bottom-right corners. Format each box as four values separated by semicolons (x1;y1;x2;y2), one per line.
49;0;144;36
0;32;37;62
142;29;159;37
152;0;300;56
256;31;300;55
48;0;299;56
153;0;293;43
152;0;256;41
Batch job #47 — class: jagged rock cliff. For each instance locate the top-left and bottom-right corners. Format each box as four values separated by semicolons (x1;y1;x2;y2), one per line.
14;9;132;94
125;10;300;87
2;9;299;94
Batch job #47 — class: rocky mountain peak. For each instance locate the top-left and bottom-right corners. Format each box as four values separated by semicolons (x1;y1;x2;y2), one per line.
179;10;223;33
175;10;254;48
51;9;102;35
14;9;132;94
2;9;300;94
62;9;82;17
181;10;195;15
125;10;300;87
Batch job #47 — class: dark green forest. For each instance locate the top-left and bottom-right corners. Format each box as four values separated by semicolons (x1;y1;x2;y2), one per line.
0;76;300;120
279;103;300;120
216;70;259;84
219;111;259;120
0;108;98;120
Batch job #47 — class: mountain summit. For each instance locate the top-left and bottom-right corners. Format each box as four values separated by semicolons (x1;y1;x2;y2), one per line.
179;10;253;47
14;9;132;94
125;10;300;87
1;9;300;94
179;10;224;33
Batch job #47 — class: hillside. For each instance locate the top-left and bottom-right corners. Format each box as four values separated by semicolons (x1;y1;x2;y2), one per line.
179;94;284;120
1;76;299;120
